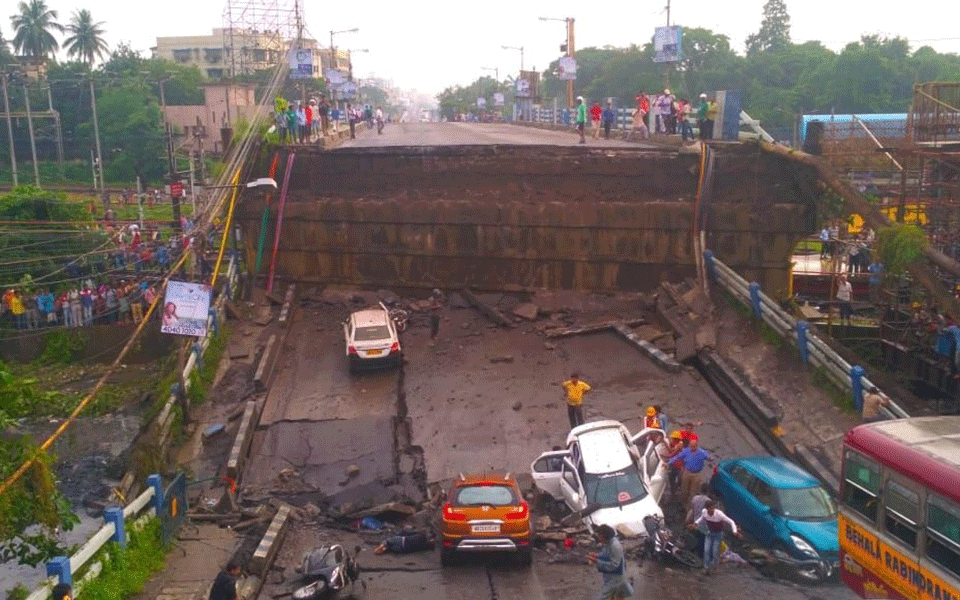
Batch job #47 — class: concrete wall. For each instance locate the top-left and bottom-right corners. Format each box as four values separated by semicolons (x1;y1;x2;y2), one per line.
238;145;817;297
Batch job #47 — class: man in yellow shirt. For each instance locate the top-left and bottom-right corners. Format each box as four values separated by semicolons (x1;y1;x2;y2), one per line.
562;373;591;428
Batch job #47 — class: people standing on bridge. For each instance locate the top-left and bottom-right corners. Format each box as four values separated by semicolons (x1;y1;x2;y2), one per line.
376;106;385;135
678;98;694;141
659;89;675;134
691;499;743;575
562;372;591;428
630;92;650;141
285;104;297;144
588;524;632;600
296;102;308;144
837;274;853;326
346;103;356;139
602;101;616;139
861;386;890;423
706;97;719;139
320;96;330;136
696;94;709;140
209;560;242;600
669;438;711;509
575;96;587;144
590;100;603;139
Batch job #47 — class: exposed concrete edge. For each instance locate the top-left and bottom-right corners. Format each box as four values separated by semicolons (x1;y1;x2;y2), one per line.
701;350;779;426
278;284;295;325
253;334;277;392
545;318;645;339
460;288;511;327
613;322;681;373
794;443;841;497
249;503;291;577
226;399;260;481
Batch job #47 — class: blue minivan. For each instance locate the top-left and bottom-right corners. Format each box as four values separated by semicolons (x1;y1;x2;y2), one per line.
710;456;839;573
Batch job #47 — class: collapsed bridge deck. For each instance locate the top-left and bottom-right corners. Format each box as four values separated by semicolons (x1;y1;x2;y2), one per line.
239;144;818;294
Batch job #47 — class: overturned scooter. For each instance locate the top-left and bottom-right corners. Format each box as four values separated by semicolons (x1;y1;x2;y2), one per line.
292;544;364;600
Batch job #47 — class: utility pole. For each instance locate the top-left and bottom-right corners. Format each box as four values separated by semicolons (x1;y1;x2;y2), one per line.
502;45;524;72
22;82;40;187
89;77;105;198
46;84;64;178
158;77;181;229
0;71;17;187
567;19;576;108
662;0;672;89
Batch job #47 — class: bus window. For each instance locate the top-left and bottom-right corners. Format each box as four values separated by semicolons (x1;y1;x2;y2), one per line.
884;479;920;549
926;495;960;578
843;450;880;522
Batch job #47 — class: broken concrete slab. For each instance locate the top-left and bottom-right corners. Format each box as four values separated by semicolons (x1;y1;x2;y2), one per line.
249;504;291;577
634;324;666;343
512;302;540;321
461;288;511;326
612;323;682;373
696;324;718;350
447;291;470;309
675;333;698;363
682;286;710;316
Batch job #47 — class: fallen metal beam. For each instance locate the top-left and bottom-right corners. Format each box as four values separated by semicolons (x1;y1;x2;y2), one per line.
460;288;511;327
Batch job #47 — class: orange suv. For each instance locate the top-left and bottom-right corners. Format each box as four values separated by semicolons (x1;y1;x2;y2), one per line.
440;473;532;566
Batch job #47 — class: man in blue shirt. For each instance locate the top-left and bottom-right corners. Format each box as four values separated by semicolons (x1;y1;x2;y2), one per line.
601;101;616;140
669;439;711;508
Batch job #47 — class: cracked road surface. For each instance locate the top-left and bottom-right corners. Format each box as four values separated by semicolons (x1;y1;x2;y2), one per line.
251;295;855;599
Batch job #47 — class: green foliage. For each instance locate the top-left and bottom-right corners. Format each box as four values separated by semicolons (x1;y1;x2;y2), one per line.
760;322;784;348
74;518;167;600
0;360;65;420
0;186;90;222
187;329;226;405
10;0;64;60
437;76;509;121
746;0;792;55
39;329;85;365
812;366;854;412
63;9;108;66
0;440;78;566
876;223;926;275
6;583;29;600
96;85;167;183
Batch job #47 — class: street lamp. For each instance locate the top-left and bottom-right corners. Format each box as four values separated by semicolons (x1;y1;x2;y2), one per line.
480;66;499;82
346;48;368;83
539;16;575;107
501;45;524;72
329;27;359;58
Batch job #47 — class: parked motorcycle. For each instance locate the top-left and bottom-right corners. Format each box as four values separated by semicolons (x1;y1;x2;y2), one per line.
388;308;408;333
642;515;703;569
291;544;364;600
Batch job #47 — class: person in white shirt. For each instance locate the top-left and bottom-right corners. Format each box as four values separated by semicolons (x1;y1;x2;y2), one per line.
692;499;743;575
375;106;385;135
836;274;853;325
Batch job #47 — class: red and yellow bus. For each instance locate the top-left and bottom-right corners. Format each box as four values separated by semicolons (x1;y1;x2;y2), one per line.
840;417;960;600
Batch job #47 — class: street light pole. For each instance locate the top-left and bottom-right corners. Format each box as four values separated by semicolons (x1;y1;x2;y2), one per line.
0;71;18;187
539;17;576;107
22;82;40;187
501;45;524;72
88;77;105;197
329;28;359;113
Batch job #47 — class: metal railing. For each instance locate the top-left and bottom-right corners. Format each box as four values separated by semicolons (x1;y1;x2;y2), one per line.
704;250;909;420
25;480;162;600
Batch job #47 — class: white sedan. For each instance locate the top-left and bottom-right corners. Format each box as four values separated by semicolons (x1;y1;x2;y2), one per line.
343;302;402;373
531;420;668;537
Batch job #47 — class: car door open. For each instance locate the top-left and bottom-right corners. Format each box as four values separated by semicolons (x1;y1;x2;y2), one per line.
530;450;569;499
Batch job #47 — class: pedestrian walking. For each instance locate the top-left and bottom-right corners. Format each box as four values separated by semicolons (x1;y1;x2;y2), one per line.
861;386;890;423
428;288;443;346
562;372;591;428
590;100;602;139
347;103;356;139
588;524;633;600
575;96;587;144
691;500;742;575
633;92;650;140
376;106;385;134
686;483;713;557
209;560;242;600
669;438;710;508
837;274;853;326
602;101;615;139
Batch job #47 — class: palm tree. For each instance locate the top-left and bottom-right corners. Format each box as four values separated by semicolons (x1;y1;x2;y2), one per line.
10;0;63;61
64;9;107;67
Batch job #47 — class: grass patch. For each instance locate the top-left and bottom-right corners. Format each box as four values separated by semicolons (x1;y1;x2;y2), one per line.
812;366;855;412
759;322;785;348
75;518;167;600
187;328;228;406
38;330;86;365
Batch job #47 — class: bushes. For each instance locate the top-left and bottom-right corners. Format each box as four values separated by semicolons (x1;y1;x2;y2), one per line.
74;518;167;600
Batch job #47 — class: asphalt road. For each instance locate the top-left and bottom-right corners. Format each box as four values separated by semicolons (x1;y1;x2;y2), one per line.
337;121;651;148
250;290;856;600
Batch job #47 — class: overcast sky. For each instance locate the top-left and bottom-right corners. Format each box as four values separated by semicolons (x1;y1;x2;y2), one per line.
6;0;959;95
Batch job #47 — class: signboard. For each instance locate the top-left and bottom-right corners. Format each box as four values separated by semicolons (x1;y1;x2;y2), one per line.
325;68;345;85
516;71;540;100
161;280;212;337
169;181;184;198
338;81;358;99
477;97;487;108
515;78;530;98
557;56;577;81
289;48;313;80
493;92;504;107
654;26;683;63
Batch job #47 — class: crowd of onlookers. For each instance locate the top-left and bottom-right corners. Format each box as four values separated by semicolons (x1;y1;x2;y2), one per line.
0;222;192;331
273;95;386;143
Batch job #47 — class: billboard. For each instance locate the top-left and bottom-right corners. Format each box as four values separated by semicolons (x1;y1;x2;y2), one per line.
161;280;212;337
289;48;313;79
493;92;504;107
477;97;487;108
515;71;540;100
557;56;577;81
338;81;358;99
653;26;683;63
325;68;346;85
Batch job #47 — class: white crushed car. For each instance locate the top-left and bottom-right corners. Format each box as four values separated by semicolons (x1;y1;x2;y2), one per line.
343;302;402;373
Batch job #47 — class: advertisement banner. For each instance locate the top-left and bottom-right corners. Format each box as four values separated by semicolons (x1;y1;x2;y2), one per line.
557;56;577;81
325;68;345;85
161;280;212;337
289;48;313;80
654;26;683;63
493;92;504;107
338;81;358;99
515;78;530;98
477;97;487;108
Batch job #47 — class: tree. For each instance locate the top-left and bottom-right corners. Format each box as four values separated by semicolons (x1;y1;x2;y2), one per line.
63;9;108;67
94;84;167;183
9;0;63;61
746;0;791;56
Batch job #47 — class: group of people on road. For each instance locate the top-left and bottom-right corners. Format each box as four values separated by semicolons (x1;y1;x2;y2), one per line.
274;96;388;143
574;89;719;145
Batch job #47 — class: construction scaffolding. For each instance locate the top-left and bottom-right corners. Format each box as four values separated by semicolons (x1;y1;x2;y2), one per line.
221;0;300;78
